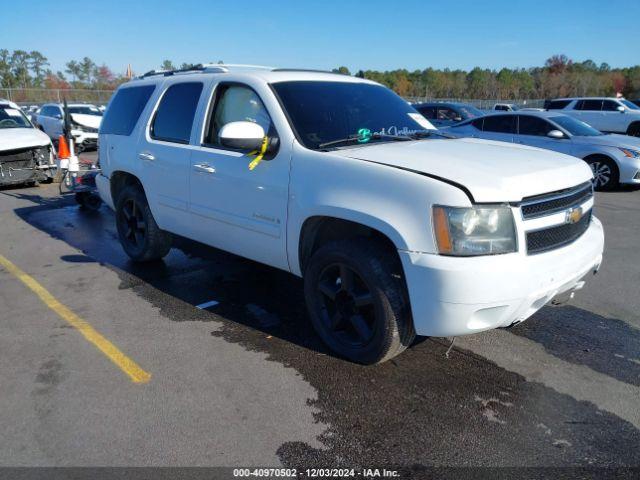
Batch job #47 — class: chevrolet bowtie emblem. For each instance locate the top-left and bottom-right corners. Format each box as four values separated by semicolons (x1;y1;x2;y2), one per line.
566;206;584;225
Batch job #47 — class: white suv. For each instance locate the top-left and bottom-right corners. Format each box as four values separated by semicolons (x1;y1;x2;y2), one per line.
96;65;604;364
546;97;640;137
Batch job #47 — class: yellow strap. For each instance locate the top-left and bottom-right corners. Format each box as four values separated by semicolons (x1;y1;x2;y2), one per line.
247;136;269;171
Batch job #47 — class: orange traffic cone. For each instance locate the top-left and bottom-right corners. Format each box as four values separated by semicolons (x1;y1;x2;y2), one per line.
57;135;70;159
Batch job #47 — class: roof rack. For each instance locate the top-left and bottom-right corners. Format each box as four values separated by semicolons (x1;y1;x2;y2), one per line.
271;68;334;74
138;63;276;80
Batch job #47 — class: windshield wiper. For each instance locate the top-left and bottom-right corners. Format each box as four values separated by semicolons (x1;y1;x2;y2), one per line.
408;130;457;140
318;132;412;149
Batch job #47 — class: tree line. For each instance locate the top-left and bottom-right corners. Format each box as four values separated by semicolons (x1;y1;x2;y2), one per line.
2;50;639;100
0;49;128;90
335;55;640;100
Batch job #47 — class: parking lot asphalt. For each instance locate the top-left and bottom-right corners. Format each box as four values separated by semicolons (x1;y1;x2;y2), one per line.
0;154;639;474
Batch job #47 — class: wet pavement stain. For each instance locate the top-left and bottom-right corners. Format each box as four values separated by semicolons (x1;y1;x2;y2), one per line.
15;192;640;473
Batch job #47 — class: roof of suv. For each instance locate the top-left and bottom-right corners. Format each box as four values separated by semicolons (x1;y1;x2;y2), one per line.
130;64;376;86
551;97;622;101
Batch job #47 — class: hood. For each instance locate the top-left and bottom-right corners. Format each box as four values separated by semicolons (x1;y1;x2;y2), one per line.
70;113;102;129
0;128;51;152
572;133;640;150
337;137;593;202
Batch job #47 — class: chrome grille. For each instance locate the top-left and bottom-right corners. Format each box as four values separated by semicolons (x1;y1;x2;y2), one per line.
527;210;592;254
521;182;593;219
521;182;594;255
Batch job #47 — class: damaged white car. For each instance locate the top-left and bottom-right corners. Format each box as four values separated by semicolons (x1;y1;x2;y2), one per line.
34;102;102;152
0;99;57;187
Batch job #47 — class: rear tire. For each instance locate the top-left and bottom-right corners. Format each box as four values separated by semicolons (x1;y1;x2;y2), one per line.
303;237;415;364
115;185;172;261
585;156;619;191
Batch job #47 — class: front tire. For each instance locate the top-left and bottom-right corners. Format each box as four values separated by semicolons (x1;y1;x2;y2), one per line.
115;185;172;261
585;156;619;191
303;238;415;364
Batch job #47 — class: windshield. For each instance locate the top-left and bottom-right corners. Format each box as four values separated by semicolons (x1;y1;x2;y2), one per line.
272;81;435;150
68;105;102;116
459;105;484;119
620;99;640;110
551;115;602;136
0;105;33;129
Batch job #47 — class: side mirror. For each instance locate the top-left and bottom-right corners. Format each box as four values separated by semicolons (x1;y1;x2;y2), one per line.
547;129;565;139
617;105;626;113
219;121;265;150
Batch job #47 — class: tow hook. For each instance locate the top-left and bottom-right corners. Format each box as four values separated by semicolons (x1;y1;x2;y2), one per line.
550;281;585;307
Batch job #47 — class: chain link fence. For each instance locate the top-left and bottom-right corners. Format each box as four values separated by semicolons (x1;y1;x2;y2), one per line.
405;97;546;109
0;88;116;105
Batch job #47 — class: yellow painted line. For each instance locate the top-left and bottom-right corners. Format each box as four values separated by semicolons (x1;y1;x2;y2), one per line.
0;253;151;384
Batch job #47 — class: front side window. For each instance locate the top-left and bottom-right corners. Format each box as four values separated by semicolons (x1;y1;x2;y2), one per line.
602;100;621;111
482;115;516;133
518;116;554;136
0;105;32;129
205;84;273;147
151;82;203;144
272;81;433;150
550;116;602;136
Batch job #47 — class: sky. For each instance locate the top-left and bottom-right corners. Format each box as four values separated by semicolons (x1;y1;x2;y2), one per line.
3;0;639;76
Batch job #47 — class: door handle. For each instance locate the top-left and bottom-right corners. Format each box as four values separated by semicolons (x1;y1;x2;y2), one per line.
193;163;216;174
138;152;155;161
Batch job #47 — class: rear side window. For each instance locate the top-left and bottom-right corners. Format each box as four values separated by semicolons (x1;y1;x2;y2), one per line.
151;82;203;144
482;115;516;133
546;100;571;110
101;85;155;136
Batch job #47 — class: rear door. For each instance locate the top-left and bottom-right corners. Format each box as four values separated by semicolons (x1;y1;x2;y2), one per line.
574;99;604;130
479;114;516;143
188;82;291;270
138;81;205;234
516;115;573;155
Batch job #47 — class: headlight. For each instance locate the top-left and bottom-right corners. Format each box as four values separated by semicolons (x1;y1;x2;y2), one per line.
432;205;517;256
619;148;640;158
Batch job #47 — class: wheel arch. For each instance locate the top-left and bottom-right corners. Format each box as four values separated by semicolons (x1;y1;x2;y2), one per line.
295;213;406;277
110;170;146;204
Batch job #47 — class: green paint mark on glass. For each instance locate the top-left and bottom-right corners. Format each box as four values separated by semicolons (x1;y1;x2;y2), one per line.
357;128;372;143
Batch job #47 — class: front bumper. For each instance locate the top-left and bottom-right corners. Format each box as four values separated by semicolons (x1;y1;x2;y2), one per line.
400;217;605;337
617;156;640;184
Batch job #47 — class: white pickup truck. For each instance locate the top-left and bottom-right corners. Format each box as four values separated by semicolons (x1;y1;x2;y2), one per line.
96;65;604;364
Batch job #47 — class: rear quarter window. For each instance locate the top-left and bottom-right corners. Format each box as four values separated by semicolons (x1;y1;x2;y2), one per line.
546;100;571;110
100;85;156;136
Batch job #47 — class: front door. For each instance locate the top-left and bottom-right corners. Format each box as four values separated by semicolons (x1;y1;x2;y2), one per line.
189;83;291;271
515;115;574;155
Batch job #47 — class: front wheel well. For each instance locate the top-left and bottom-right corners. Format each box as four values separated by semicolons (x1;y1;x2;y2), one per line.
110;171;144;204
298;217;400;275
583;154;619;173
